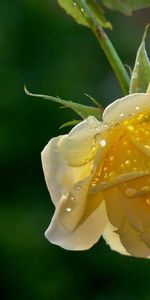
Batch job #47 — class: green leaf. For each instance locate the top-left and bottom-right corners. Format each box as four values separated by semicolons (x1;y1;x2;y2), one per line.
102;0;150;15
57;0;88;26
59;120;80;129
130;26;150;94
24;86;102;120
58;0;112;29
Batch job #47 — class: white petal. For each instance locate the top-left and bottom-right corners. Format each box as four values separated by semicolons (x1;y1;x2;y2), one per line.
41;136;93;205
45;200;108;250
58;116;106;166
103;93;150;124
102;222;130;256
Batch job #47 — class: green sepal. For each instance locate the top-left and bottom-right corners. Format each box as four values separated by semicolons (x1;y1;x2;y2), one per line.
59;120;80;129
24;86;102;120
58;0;112;29
102;0;150;15
130;25;150;94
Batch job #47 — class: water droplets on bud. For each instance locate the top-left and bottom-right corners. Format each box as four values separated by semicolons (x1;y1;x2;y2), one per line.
81;7;84;12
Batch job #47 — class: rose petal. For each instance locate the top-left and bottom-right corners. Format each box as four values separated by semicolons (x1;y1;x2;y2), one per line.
118;222;150;258
58;116;107;167
102;222;130;256
104;184;150;257
41;136;94;205
103;93;150;124
45;199;108;250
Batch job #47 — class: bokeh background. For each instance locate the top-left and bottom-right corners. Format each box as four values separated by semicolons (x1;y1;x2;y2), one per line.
1;1;150;299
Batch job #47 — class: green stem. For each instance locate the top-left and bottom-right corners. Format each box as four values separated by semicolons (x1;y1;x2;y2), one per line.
76;0;130;95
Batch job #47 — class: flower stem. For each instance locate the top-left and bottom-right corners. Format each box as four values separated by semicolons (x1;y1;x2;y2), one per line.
76;0;130;95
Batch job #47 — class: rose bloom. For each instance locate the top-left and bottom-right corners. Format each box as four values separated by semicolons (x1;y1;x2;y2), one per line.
42;93;150;258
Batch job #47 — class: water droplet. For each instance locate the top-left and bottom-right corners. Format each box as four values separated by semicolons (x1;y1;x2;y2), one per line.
81;7;84;12
103;166;108;171
66;207;72;212
76;186;81;190
133;167;137;172
125;160;130;166
70;196;75;201
125;188;136;197
109;155;114;161
127;125;134;131
109;172;115;177
136;105;139;110
94;133;101;144
127;150;131;155
73;1;77;6
99;139;106;147
90;163;94;172
91;182;96;187
120;112;124;117
91;145;96;152
132;74;136;79
146;197;150;205
145;130;149;136
144;145;150;150
84;157;89;163
141;186;150;192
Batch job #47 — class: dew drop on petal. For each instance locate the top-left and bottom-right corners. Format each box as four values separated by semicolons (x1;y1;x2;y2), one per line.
109;155;114;161
127;125;134;131
125;188;137;197
125;160;130;166
99;139;106;147
146;197;150;205
136;106;139;110
66;207;72;212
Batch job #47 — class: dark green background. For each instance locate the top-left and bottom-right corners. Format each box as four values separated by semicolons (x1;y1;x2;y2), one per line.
1;1;150;299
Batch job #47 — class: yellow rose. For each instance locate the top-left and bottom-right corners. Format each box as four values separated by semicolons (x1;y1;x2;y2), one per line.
42;93;150;258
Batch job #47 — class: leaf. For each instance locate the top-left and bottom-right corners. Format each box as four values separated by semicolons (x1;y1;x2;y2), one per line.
59;120;80;129
57;0;88;26
58;0;112;29
102;0;150;15
130;25;150;94
84;93;104;110
24;86;102;120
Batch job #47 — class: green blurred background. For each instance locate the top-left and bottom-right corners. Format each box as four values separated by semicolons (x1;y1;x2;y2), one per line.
1;1;150;299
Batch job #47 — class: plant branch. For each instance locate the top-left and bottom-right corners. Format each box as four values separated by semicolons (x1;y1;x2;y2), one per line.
75;0;130;95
